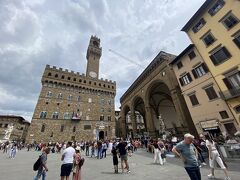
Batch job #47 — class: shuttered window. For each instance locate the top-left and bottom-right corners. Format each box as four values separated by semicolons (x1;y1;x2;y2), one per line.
205;86;218;100
209;47;231;66
179;73;192;86
189;94;199;106
208;0;225;16
192;63;209;79
233;35;240;49
222;14;239;30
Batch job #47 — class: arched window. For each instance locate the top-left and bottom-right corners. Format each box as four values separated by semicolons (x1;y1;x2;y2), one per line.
55;74;58;78
108;116;111;121
40;111;47;119
77;96;81;102
100;115;104;121
108;100;111;105
61;75;65;79
68;94;73;101
73;78;76;81
52;112;59;119
46;91;52;97
57;93;63;99
41;124;45;132
64;112;70;120
68;77;71;80
48;72;52;76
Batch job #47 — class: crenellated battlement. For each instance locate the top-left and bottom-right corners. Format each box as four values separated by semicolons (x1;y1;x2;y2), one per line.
44;64;116;85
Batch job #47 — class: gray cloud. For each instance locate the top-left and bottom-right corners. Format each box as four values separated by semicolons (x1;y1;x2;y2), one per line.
0;0;204;121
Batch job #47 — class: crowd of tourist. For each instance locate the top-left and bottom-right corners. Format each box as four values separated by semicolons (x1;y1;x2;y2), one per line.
0;133;240;180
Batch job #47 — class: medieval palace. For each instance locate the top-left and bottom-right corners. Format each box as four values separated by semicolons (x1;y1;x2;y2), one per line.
26;36;116;143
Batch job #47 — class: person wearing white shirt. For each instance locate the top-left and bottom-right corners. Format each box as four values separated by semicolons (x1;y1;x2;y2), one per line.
61;142;75;180
205;135;231;180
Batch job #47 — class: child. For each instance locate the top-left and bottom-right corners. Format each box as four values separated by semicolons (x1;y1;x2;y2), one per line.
111;142;119;174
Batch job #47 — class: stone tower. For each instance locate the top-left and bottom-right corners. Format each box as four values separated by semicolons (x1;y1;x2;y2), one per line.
86;36;102;79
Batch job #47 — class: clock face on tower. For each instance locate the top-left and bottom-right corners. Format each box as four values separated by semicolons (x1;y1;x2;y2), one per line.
89;71;97;78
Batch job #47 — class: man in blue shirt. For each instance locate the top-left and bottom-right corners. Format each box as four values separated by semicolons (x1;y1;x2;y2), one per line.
172;133;201;180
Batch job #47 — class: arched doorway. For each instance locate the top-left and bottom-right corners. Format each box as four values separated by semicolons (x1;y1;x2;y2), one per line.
99;131;104;140
133;97;146;136
146;81;188;136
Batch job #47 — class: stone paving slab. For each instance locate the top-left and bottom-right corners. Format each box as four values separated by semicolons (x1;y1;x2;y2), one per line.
0;149;239;180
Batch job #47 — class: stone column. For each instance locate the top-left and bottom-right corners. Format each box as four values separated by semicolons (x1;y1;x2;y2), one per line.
144;105;157;137
130;106;137;138
170;88;198;137
120;110;127;138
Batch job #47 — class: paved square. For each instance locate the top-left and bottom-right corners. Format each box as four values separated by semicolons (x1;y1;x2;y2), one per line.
0;149;239;180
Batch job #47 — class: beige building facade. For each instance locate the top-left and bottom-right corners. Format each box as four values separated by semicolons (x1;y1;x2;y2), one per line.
26;36;116;143
0;115;30;142
182;0;240;132
120;51;198;138
170;44;238;136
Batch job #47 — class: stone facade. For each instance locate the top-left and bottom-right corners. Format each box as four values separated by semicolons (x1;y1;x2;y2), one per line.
0;115;30;142
26;36;116;143
120;51;198;138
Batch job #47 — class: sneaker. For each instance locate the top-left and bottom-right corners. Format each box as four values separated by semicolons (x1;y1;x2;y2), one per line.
127;170;131;174
202;162;207;166
225;177;231;180
208;174;215;179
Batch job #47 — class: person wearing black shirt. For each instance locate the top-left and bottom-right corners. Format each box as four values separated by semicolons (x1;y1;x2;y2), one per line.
111;142;119;174
116;139;130;173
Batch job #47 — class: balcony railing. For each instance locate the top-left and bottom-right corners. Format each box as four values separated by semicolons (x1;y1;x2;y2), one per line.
220;87;240;100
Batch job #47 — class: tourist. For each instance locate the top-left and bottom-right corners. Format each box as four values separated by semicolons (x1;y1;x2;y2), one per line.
172;133;201;180
61;141;75;180
153;139;163;165
90;142;95;158
34;147;50;180
72;146;81;180
193;136;207;167
101;141;107;158
116;138;130;174
205;135;231;180
85;141;89;156
97;140;102;159
111;142;119;174
159;139;167;164
10;143;17;159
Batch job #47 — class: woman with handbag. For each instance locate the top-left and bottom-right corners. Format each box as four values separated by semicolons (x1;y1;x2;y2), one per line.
205;135;231;180
72;147;81;180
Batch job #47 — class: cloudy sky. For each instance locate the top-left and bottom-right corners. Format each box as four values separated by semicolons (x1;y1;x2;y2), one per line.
0;0;205;121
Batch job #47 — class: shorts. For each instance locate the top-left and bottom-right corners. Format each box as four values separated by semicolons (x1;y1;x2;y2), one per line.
120;155;128;161
60;163;73;177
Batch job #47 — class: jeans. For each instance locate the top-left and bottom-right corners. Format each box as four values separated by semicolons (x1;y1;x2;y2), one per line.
34;169;46;180
97;148;102;159
86;147;89;156
185;166;201;180
198;151;205;163
101;149;107;158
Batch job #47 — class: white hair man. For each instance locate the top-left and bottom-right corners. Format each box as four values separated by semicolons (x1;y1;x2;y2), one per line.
172;133;201;180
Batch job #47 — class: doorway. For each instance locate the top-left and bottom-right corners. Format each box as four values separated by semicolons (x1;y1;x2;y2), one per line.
99;131;104;140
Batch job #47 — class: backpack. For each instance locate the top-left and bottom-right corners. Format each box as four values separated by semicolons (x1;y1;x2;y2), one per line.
79;157;85;168
33;155;42;171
